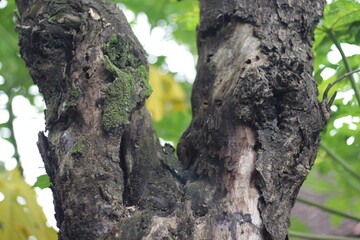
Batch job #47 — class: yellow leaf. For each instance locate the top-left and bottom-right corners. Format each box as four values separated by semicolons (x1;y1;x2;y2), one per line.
0;170;57;240
146;66;188;121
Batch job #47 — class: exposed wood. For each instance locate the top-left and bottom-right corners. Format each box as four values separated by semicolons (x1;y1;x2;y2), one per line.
178;1;326;239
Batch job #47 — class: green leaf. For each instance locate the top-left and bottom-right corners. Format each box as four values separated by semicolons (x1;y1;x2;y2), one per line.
322;0;360;30
289;216;311;237
0;0;38;104
33;174;51;189
0;170;57;240
154;111;191;146
317;0;360;46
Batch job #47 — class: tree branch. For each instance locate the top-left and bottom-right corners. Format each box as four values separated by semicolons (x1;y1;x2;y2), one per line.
320;142;360;182
326;29;360;107
322;69;360;105
297;197;360;222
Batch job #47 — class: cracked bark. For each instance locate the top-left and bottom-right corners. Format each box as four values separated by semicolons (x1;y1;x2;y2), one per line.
16;0;326;239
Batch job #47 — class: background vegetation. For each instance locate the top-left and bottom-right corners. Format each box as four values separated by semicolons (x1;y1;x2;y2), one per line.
0;0;359;239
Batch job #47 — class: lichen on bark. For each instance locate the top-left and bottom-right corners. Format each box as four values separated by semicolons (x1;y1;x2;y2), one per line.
102;35;152;131
69;141;85;156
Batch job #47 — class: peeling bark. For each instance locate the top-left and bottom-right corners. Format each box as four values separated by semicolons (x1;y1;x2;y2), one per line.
16;0;326;239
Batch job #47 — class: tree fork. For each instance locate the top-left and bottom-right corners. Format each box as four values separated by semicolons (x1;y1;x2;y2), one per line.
16;0;327;239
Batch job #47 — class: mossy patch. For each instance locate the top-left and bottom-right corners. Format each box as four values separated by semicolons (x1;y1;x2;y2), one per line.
70;142;85;156
101;35;152;132
44;92;61;125
102;57;134;130
64;84;82;109
103;34;141;69
138;65;152;97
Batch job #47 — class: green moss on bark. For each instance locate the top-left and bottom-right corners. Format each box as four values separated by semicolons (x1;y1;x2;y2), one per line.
101;35;152;132
103;34;141;69
63;84;82;110
138;65;152;97
70;142;85;156
102;57;134;130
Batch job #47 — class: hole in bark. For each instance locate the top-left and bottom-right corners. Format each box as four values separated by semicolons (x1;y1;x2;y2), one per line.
95;98;104;108
215;99;222;106
203;101;208;106
83;67;91;79
254;140;261;151
255;56;260;61
105;75;116;83
206;53;214;62
85;53;90;61
245;59;251;64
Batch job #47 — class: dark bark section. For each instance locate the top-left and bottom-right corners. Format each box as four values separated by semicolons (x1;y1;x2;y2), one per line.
178;0;326;239
16;0;181;239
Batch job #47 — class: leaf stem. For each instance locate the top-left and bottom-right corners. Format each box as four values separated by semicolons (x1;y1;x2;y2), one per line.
320;142;360;182
297;197;360;222
289;231;360;240
326;29;360;107
323;69;360;103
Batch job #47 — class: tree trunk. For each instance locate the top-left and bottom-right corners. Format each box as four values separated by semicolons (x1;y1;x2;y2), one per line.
16;0;326;239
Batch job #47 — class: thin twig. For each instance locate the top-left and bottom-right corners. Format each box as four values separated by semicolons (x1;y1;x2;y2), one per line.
321;69;360;120
320;142;360;182
322;69;360;103
326;29;360;107
297;197;360;222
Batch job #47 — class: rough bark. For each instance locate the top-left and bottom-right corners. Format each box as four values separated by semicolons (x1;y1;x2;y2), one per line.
16;0;180;239
178;1;326;239
16;0;326;239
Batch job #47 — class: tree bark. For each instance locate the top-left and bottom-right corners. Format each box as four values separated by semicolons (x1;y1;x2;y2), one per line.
16;0;326;239
178;1;327;239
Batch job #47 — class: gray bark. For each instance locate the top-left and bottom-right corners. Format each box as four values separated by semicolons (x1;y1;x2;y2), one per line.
16;0;326;239
178;1;326;239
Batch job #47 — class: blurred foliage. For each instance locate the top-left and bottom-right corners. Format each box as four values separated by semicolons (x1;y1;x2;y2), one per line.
302;0;360;232
289;217;311;240
146;66;191;145
0;0;36;105
118;0;199;55
0;169;57;240
1;1;57;238
146;66;188;121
